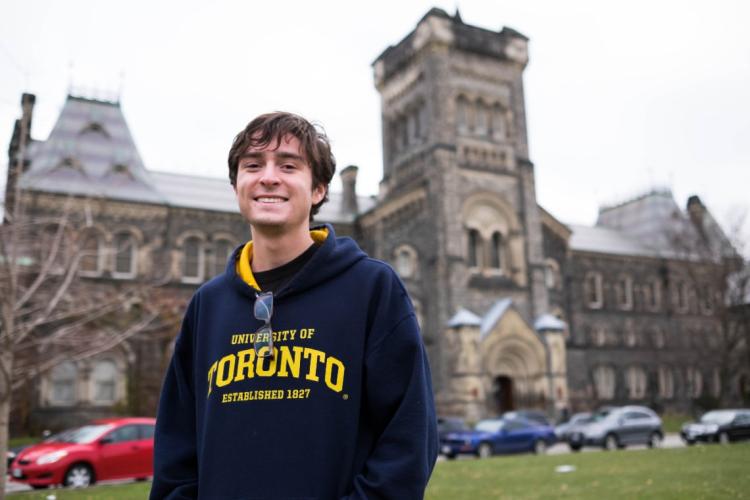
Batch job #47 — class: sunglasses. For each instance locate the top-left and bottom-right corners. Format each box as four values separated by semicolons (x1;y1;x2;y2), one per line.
253;291;274;358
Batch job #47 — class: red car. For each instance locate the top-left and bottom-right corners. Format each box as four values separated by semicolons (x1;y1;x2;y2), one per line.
9;417;155;489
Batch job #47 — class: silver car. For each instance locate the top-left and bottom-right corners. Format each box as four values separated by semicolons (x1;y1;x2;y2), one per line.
568;406;663;451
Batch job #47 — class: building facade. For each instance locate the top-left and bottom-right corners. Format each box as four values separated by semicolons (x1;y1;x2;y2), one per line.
4;8;747;432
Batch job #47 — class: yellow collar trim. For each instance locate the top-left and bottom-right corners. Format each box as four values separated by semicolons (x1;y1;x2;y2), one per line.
236;228;329;291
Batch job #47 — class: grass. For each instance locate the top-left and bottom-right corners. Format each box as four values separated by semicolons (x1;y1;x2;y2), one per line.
8;444;750;499
426;443;750;499
661;413;692;433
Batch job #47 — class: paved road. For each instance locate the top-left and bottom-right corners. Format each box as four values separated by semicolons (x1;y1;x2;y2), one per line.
5;435;687;495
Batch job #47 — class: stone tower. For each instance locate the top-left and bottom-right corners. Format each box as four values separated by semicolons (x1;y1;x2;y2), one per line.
362;8;557;417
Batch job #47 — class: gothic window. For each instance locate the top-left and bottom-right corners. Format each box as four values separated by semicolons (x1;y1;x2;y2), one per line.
584;271;603;309
615;274;633;310
545;259;561;289
653;326;666;349
92;360;118;404
491;103;506;140
475;101;489;136
79;229;104;277
591;325;607;346
626;366;647;399
699;285;714;315
113;231;137;279
50;361;77;406
489;232;503;270
658;366;674;398
642;277;662;311
624;320;637;347
593;365;615;400
711;368;721;398
686;367;703;398
467;229;482;268
394;245;418;279
213;239;235;277
182;236;205;283
673;280;690;313
456;96;470;134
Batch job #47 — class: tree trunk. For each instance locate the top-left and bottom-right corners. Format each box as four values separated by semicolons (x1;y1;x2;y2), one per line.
0;351;14;496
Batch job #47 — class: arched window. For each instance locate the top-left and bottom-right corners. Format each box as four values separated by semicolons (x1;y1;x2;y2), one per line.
182;236;204;283
642;277;662;311
79;230;103;276
394;245;418;279
113;232;137;278
475;101;489;136
213;239;235;277
615;274;633;310
593;365;615;400
626;366;647;399
92;360;118;404
491;103;506;140
584;272;603;309
673;280;690;313
490;232;502;270
456;96;470;134
50;361;77;406
467;229;482;268
686;367;703;398
658;366;674;398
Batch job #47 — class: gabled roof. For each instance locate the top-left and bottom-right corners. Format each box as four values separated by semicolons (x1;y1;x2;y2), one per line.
19;95;164;204
480;298;513;339
447;308;482;328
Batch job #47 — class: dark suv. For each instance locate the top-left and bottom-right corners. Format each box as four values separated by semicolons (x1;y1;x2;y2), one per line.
568;406;663;451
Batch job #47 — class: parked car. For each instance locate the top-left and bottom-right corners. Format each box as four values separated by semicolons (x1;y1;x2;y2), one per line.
7;430;55;469
567;406;662;451
9;417;155;489
681;409;750;445
554;412;592;441
437;417;469;442
440;416;556;458
501;410;551;427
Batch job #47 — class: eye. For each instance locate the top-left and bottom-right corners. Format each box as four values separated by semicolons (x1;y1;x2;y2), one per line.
281;163;297;171
241;162;260;170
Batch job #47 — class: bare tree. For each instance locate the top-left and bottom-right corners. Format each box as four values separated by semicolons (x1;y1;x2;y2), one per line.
0;102;178;491
667;199;749;411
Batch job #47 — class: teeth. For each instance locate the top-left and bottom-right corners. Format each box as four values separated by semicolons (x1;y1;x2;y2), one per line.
257;197;285;203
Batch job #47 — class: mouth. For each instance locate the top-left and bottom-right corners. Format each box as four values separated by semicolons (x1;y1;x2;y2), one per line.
254;196;288;204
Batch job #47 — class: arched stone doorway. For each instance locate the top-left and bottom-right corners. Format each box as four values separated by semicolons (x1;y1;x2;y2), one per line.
494;375;514;413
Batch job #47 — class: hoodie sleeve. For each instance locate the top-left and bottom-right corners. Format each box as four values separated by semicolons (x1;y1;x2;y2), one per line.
150;303;199;500
345;285;438;499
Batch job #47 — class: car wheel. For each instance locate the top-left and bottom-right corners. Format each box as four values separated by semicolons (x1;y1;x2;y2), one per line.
534;439;547;455
64;463;94;488
604;434;619;451
445;453;457;460
31;485;48;490
719;432;730;445
477;443;492;459
648;432;662;448
569;443;582;452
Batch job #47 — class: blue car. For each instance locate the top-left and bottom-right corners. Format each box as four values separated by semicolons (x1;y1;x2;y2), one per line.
440;417;556;458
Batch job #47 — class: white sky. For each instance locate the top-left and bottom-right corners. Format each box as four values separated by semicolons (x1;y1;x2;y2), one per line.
1;0;749;242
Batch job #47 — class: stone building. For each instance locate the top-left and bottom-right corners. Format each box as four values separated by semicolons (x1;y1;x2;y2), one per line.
4;7;746;432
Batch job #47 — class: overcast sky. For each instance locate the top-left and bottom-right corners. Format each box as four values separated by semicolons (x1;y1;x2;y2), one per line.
1;0;748;242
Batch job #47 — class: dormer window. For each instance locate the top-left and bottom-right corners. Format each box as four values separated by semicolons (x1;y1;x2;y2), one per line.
79;122;110;139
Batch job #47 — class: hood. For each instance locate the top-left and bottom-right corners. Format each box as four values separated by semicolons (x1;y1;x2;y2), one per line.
17;442;78;461
227;223;368;299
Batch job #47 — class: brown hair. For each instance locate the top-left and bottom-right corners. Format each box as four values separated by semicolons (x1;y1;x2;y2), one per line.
228;112;336;220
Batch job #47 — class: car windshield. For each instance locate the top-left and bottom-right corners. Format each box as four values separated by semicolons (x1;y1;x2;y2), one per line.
591;409;614;422
441;419;468;432
700;411;734;425
49;424;114;444
475;420;504;433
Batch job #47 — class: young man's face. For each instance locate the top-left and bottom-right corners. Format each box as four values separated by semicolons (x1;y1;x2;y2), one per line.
234;134;326;234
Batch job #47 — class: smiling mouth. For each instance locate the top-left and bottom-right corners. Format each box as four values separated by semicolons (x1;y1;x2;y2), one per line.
254;196;287;204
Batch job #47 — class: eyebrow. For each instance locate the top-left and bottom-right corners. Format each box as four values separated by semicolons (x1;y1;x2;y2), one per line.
239;151;306;162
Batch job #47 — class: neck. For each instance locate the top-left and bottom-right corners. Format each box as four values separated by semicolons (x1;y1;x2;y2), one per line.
250;224;314;272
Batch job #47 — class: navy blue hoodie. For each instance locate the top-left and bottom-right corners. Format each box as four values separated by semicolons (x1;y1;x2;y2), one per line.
151;225;438;499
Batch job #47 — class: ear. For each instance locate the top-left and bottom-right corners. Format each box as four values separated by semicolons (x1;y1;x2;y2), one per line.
311;183;326;205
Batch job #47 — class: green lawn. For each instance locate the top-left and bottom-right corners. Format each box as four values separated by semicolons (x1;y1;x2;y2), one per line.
8;444;750;499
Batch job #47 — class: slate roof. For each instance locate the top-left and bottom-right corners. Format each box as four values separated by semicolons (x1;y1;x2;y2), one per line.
18;95;373;224
447;308;482;328
568;190;734;260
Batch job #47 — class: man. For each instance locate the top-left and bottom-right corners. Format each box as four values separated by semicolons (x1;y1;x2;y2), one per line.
150;112;438;499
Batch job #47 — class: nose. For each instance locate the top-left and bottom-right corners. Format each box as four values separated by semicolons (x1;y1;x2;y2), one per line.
258;163;280;186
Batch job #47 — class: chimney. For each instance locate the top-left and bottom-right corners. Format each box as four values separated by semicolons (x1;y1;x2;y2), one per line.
340;165;359;215
687;195;705;229
4;93;36;223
